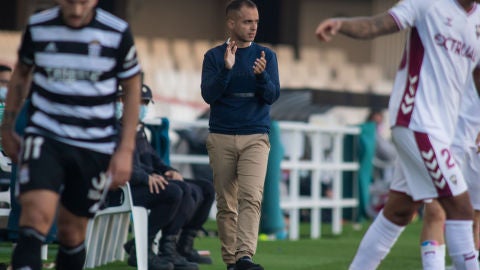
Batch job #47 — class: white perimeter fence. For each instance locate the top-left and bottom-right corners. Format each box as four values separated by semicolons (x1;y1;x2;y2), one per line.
146;119;361;240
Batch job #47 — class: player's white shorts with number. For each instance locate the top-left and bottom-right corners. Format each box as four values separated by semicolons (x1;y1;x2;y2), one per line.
389;126;467;201
452;144;480;209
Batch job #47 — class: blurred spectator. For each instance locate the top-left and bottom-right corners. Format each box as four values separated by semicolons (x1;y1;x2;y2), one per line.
0;64;12;193
0;65;12;145
0;65;12;105
365;109;397;217
366;109;397;169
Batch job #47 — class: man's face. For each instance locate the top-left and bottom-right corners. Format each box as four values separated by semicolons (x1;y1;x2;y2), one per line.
57;0;98;28
228;6;259;43
0;71;11;87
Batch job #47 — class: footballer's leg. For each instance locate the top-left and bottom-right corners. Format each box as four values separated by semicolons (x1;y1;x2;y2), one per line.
349;191;419;270
55;205;89;270
11;190;59;270
421;200;446;270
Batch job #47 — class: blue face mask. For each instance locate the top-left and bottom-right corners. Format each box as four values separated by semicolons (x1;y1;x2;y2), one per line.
115;102;123;120
139;105;148;122
0;86;7;102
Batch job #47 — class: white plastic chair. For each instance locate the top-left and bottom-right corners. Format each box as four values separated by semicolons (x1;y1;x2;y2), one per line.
84;183;149;270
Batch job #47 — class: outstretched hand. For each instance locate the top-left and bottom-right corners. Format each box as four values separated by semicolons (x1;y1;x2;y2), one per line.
253;51;266;75
315;18;342;42
224;40;237;70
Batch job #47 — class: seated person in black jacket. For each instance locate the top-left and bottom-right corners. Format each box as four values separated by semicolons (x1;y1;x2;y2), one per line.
119;84;214;270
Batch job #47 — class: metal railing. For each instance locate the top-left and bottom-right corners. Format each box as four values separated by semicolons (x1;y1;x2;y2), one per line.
277;121;359;239
152;119;360;240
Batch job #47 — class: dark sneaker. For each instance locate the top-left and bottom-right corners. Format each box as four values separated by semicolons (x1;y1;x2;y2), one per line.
157;252;199;270
127;246;174;270
123;238;134;253
227;263;236;270
177;229;213;264
159;235;199;270
181;249;213;264
235;256;264;270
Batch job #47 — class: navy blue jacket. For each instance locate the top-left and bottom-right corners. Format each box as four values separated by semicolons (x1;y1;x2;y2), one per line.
130;124;175;186
201;42;280;134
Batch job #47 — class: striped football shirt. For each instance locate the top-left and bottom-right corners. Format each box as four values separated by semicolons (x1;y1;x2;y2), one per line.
18;6;141;154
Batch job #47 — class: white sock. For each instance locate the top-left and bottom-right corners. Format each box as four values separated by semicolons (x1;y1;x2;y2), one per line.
349;211;405;270
445;220;479;270
421;240;445;270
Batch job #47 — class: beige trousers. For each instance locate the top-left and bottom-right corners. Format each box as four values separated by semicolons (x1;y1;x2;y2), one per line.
206;133;270;264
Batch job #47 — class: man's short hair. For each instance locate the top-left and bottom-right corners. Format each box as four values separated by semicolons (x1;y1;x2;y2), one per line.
0;65;12;73
226;0;257;16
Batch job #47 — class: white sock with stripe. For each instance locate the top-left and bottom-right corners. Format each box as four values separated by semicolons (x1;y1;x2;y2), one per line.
421;240;445;270
349;210;405;270
446;220;479;270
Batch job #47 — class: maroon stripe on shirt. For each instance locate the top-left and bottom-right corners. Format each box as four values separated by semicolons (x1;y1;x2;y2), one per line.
396;28;424;127
414;131;452;197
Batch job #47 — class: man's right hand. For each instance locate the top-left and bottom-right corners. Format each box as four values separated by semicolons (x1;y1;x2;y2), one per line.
1;129;20;163
315;18;342;42
148;173;168;194
108;146;133;190
224;40;237;70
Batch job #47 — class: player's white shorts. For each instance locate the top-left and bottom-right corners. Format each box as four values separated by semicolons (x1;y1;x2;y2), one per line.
452;144;480;209
389;127;467;201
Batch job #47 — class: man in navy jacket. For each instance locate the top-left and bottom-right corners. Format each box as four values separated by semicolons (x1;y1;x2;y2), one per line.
201;1;280;269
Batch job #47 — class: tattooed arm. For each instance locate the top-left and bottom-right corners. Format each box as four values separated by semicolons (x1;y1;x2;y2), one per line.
1;61;33;162
315;13;400;42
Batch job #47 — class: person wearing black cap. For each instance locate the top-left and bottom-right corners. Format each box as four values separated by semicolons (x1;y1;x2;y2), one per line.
118;84;214;270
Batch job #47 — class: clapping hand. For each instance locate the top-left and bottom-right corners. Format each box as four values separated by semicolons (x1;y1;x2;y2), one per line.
253;51;266;75
224;40;237;70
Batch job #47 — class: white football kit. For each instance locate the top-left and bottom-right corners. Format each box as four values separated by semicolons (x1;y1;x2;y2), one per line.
451;80;480;208
387;0;480;200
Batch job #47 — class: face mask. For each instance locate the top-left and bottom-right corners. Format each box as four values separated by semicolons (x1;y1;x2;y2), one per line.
0;86;7;101
115;102;123;120
139;105;148;121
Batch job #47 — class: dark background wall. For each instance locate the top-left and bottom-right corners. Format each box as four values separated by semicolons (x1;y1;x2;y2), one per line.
0;0;402;77
252;0;282;44
0;1;16;30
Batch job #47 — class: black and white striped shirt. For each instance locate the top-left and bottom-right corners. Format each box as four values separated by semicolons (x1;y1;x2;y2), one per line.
18;7;141;154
